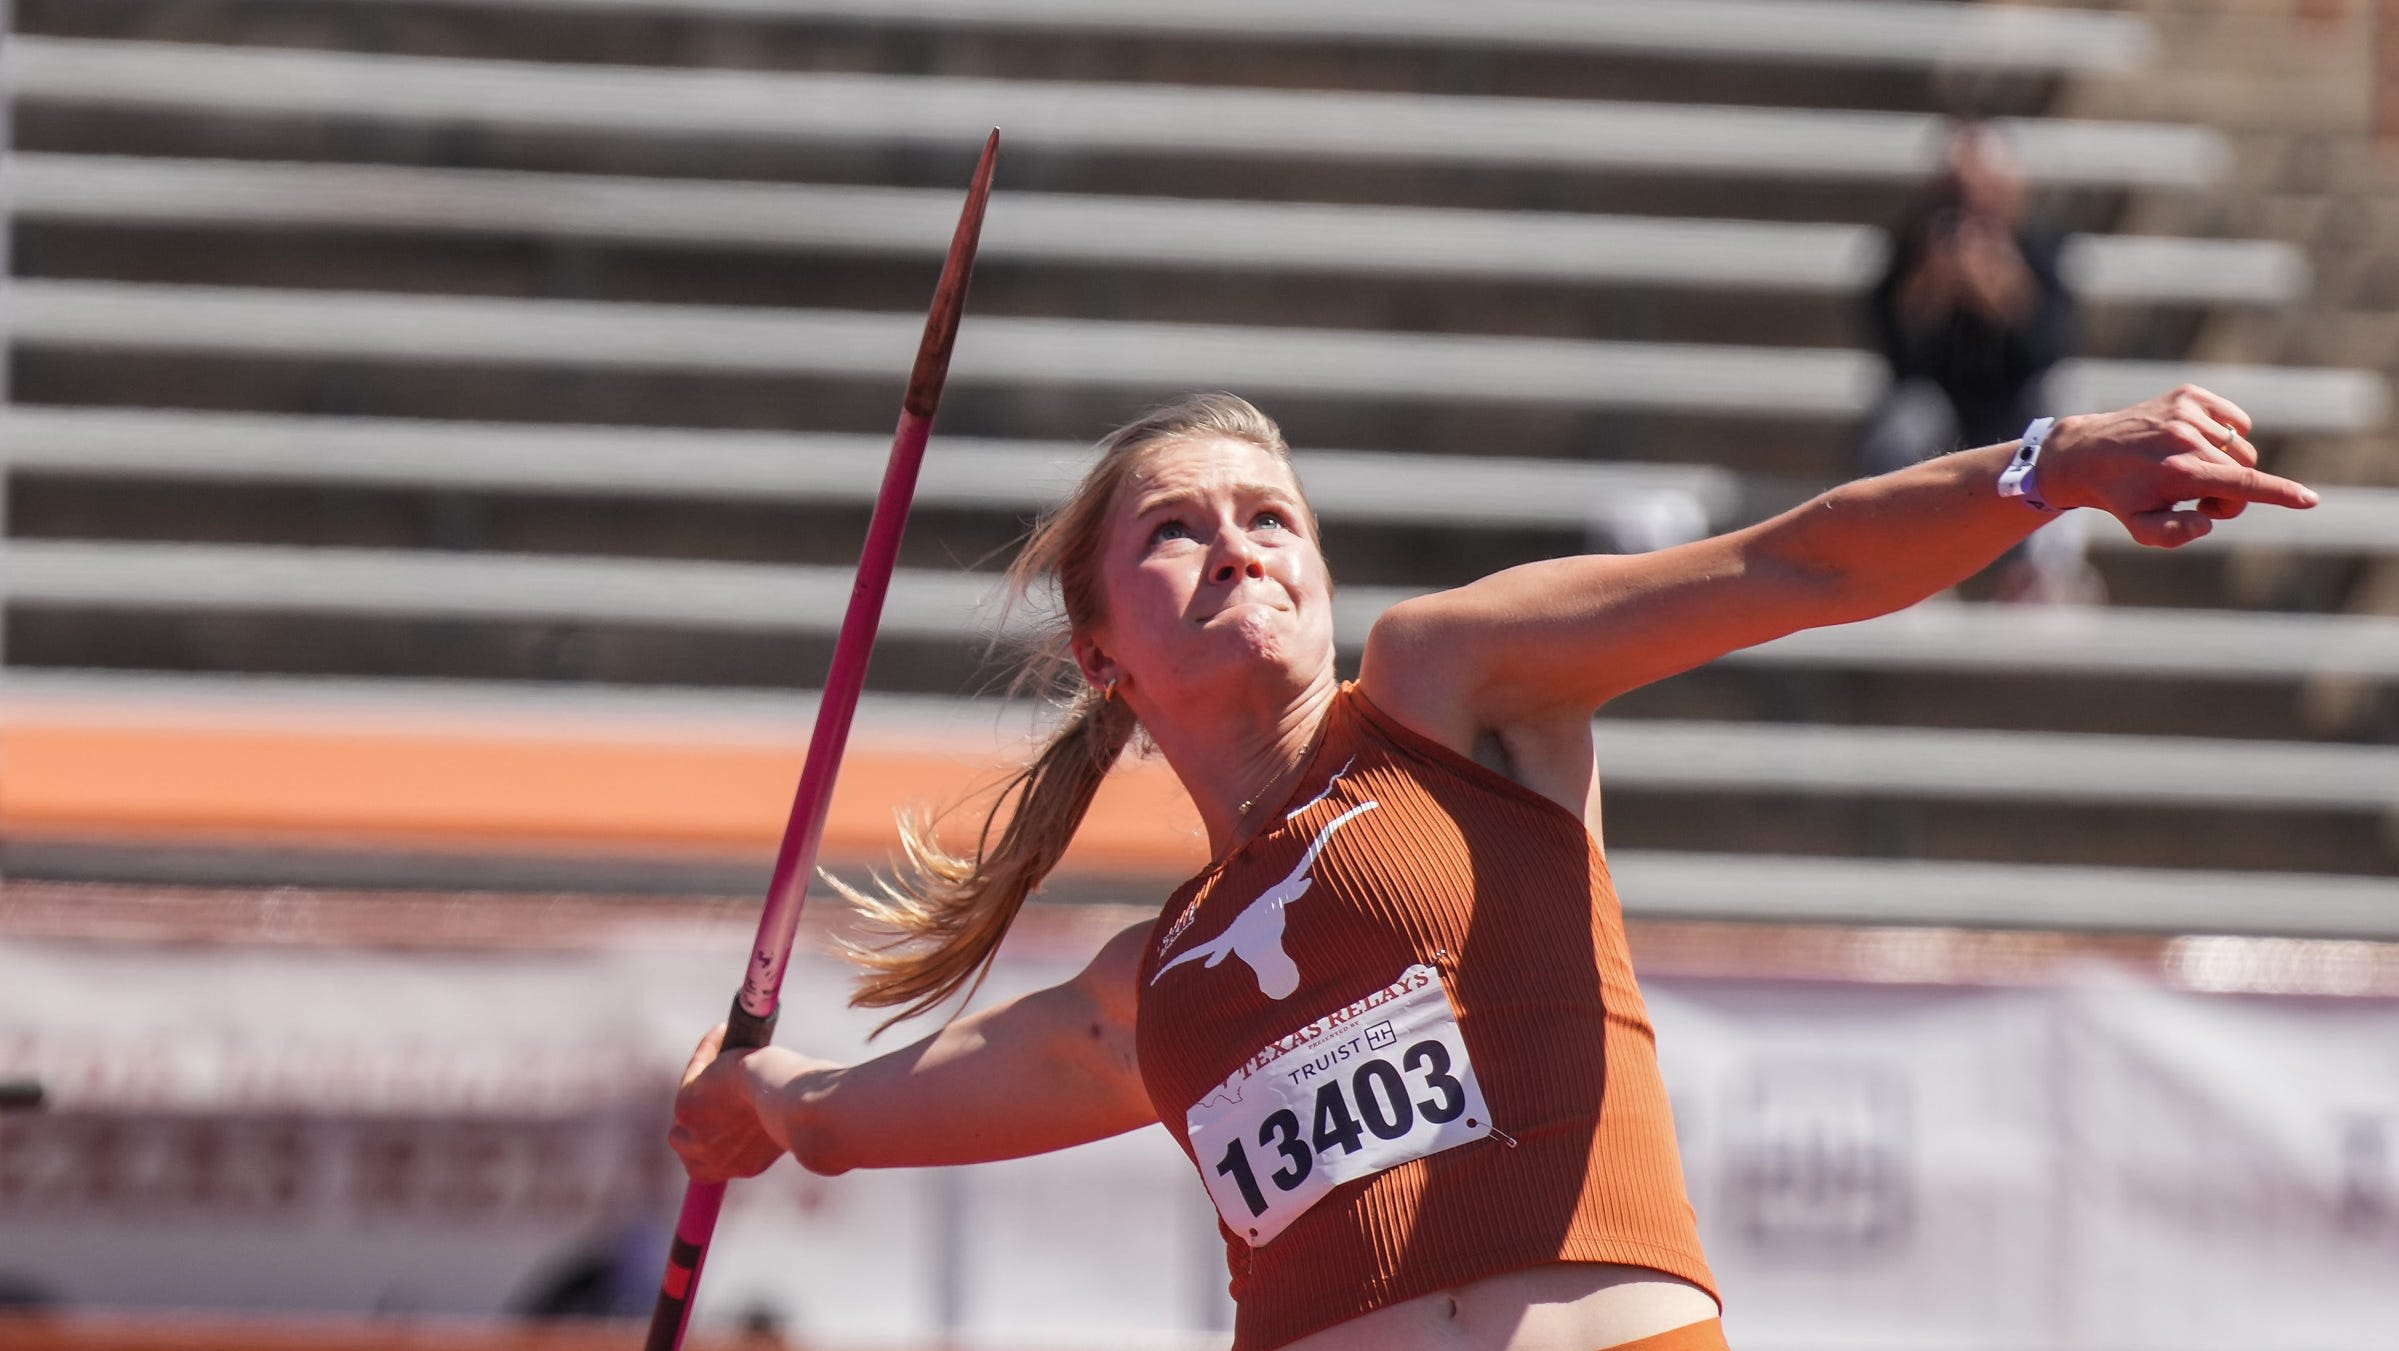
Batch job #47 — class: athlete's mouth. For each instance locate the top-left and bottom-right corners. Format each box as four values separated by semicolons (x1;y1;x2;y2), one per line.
1198;592;1291;624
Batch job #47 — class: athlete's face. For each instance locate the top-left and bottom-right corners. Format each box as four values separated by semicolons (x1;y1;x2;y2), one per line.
1075;436;1333;706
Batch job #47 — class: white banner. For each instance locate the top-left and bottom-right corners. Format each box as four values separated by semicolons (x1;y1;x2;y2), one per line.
1649;981;2065;1351
2056;978;2399;1351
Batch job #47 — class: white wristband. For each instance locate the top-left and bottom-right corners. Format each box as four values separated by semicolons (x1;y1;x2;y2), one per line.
1998;416;2057;513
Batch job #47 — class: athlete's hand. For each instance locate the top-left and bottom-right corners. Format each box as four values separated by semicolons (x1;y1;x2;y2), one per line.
2041;385;2318;547
668;1022;818;1182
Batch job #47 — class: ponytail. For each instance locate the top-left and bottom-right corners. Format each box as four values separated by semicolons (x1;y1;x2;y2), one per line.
840;689;1137;1029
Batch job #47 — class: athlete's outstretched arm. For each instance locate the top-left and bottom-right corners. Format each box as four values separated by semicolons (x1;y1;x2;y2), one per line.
671;919;1157;1181
1363;385;2317;731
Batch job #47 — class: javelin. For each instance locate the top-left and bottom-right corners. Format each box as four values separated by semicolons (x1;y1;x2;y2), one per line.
642;128;999;1351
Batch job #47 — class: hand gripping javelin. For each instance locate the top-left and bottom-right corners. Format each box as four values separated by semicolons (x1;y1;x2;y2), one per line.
642;129;1000;1351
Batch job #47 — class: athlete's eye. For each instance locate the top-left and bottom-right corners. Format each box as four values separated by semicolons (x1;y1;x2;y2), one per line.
1253;510;1287;531
1150;518;1192;544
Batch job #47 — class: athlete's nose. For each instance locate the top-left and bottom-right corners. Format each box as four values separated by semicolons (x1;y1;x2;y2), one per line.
1212;541;1268;583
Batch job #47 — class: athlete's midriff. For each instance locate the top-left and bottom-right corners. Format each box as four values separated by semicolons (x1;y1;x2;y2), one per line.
1134;685;1717;1351
1280;1262;1721;1351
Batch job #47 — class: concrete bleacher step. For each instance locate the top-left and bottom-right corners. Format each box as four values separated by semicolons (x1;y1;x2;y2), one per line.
4;36;2229;219
0;405;1746;525
0;32;2212;186
11;282;2383;453
7;405;2392;561
11;404;2374;623
3;669;2389;889
9;154;2312;326
22;0;2156;124
240;0;2159;75
11;539;2399;685
8;536;2389;738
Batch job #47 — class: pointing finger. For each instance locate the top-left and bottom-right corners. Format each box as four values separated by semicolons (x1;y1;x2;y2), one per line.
2177;461;2318;511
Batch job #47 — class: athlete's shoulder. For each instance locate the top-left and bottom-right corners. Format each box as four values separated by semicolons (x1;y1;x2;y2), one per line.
1353;611;1485;761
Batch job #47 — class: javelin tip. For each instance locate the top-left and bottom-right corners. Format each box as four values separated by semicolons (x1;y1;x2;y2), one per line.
902;134;999;419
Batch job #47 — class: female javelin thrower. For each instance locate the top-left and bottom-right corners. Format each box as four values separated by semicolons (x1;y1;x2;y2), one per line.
672;384;2314;1351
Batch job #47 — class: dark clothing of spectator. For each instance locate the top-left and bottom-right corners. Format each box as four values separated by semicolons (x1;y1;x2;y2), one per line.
1864;203;2078;453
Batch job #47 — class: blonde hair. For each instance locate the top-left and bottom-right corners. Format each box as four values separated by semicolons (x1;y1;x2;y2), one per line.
841;393;1309;1028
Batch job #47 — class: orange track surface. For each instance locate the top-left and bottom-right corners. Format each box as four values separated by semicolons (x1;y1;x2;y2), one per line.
0;708;1207;876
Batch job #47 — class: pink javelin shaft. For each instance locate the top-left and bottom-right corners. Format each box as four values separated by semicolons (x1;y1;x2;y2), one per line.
644;129;999;1351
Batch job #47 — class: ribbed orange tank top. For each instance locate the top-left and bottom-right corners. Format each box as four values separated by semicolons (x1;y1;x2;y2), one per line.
1134;684;1716;1351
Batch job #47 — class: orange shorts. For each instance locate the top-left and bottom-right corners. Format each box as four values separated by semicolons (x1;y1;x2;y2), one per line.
1606;1318;1730;1351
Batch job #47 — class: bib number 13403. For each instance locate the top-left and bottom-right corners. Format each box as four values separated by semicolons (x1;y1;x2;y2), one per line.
1183;965;1493;1245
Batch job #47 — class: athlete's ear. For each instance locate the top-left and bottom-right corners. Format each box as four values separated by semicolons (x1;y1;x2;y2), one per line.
1072;634;1119;699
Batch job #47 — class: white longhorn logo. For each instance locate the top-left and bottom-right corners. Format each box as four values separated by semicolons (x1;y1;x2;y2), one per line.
1150;801;1379;999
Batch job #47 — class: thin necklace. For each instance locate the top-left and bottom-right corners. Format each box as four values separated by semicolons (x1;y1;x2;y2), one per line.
1237;746;1311;821
1214;750;1311;867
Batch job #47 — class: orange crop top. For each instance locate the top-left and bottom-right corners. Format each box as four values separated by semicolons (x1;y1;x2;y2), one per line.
1133;684;1716;1351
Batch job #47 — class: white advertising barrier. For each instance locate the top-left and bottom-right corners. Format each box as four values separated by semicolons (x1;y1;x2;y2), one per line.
0;932;727;1319
2056;976;2399;1351
0;924;1220;1346
1647;981;2066;1351
2;930;2397;1349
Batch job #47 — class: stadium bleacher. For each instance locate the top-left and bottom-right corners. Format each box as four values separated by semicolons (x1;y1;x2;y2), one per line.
246;0;2167;73
5;154;2313;303
5;37;2228;185
9;541;2399;684
8;279;2384;432
10;406;2398;554
3;0;2392;919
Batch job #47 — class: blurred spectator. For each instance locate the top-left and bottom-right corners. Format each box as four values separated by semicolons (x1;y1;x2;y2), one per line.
0;1274;56;1311
516;1221;669;1319
737;1304;793;1348
1860;122;2097;604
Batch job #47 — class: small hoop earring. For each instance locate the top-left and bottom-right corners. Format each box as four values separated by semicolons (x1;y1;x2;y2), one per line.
1101;678;1118;702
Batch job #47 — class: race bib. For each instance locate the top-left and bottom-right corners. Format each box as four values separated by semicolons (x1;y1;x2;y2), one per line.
1185;964;1494;1246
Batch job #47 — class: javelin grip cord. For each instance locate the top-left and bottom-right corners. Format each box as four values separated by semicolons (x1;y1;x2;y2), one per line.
642;128;999;1351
